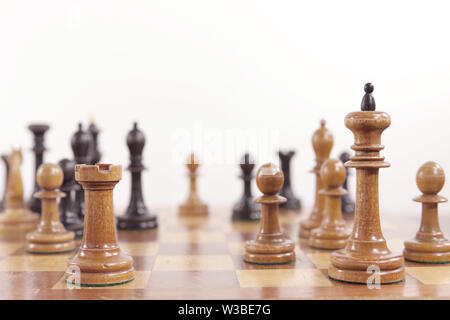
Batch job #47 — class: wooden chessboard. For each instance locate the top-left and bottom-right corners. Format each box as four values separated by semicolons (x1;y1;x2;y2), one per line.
0;207;450;300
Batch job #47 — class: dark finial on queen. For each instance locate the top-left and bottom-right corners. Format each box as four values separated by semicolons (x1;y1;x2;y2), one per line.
361;83;376;111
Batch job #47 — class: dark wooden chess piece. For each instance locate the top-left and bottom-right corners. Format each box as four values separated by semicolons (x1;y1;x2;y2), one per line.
65;164;135;286
404;161;450;263
0;149;39;232
179;153;208;216
0;155;9;212
309;159;351;249
328;83;405;284
232;153;260;221
339;151;355;214
58;158;84;238
87;118;101;165
25;163;75;253
243;163;296;265
299;120;333;238
278;150;301;210
28;124;50;214
71;123;92;220
117;122;157;230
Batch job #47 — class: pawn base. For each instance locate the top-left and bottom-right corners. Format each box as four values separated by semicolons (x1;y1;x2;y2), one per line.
26;241;75;254
404;238;450;263
299;218;321;239
117;214;158;230
0;208;39;232
26;230;75;254
309;227;350;249
328;265;405;285
179;202;208;217
244;239;296;265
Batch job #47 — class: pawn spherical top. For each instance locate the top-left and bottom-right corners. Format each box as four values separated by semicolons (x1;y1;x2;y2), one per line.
256;163;284;196
416;161;445;195
37;163;63;191
321;159;346;188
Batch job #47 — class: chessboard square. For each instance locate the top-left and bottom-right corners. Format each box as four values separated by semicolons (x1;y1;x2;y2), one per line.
0;243;23;256
158;242;229;255
307;252;331;269
406;266;450;285
153;255;234;271
0;255;69;272
236;269;332;288
229;221;260;234
159;231;226;243
148;270;239;290
120;242;159;256
228;242;245;255
52;271;151;290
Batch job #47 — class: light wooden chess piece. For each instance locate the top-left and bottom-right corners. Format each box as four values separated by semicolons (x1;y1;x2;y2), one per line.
328;83;405;284
64;164;135;286
25;163;75;253
243;163;296;265
179;153;208;216
0;149;39;233
299;119;333;238
404;161;450;263
309;159;351;249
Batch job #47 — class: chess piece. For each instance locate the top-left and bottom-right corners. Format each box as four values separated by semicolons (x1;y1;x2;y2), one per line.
65;164;135;286
243;163;295;265
25;163;75;253
0;155;9;212
309;159;351;249
179;153;208;216
339;151;355;214
58;159;84;238
404;161;450;263
28;124;50;214
87;117;101;165
232;153;260;221
71;123;92;220
278;150;301;210
299;120;333;238
328;83;405;284
0;149;39;232
117;122;157;230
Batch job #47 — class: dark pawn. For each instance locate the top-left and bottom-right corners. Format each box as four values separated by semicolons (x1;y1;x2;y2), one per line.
58;159;84;238
339;151;355;214
232;153;260;221
87;119;102;165
278;150;301;210
28;124;50;214
0;155;9;212
71;123;92;220
117;122;157;230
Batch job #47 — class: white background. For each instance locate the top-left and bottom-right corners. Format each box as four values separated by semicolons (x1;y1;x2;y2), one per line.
1;0;450;218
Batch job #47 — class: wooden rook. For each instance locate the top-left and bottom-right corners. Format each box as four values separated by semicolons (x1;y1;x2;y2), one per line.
232;152;260;221
309;159;351;249
299;119;333;238
0;155;9;212
278;150;301;210
328;83;405;284
26;163;75;253
117;122;157;230
58;158;84;238
65;164;135;287
71;123;92;220
0;149;39;232
28;124;50;214
404;161;450;263
179;153;208;217
243;163;296;265
339;151;355;214
87;118;101;165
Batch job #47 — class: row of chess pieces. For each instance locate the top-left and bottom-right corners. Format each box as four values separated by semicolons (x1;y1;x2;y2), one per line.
0;83;448;287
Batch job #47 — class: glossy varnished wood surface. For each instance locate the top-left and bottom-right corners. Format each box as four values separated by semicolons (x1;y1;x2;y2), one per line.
0;206;450;299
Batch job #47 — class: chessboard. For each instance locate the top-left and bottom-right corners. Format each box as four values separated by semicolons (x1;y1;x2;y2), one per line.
0;207;450;300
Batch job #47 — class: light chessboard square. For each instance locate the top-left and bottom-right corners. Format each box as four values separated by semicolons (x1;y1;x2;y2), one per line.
153;254;235;271
236;269;333;288
0;243;23;256
52;271;151;290
0;255;70;272
307;252;331;269
120;242;159;256
159;231;227;243
407;266;450;285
